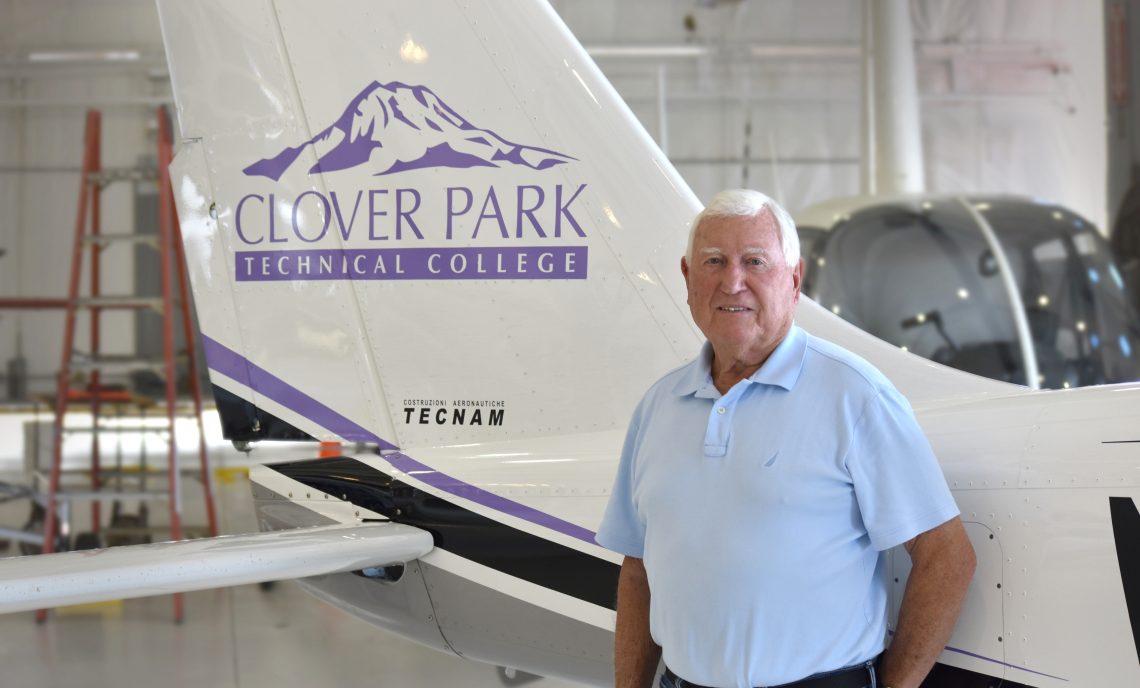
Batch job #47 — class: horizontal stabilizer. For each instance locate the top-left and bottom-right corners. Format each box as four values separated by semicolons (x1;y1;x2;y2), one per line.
0;522;432;614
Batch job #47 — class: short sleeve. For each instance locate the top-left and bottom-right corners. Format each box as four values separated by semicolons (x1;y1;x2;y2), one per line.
846;387;960;551
595;403;648;557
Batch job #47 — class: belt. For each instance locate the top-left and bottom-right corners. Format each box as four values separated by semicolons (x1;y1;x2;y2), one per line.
663;657;879;688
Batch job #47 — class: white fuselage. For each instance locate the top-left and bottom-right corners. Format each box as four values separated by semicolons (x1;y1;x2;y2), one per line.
251;380;1140;687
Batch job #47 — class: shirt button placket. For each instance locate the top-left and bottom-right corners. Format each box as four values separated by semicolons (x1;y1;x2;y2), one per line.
705;388;742;458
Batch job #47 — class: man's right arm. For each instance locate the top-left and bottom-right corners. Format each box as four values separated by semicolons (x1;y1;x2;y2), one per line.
615;556;660;688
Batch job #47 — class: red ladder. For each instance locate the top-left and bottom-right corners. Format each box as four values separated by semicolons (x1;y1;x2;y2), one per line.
37;108;218;623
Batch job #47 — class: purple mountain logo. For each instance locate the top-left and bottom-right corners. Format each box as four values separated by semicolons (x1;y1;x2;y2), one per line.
243;80;575;180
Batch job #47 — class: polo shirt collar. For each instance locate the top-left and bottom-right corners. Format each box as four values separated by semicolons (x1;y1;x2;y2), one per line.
673;324;808;397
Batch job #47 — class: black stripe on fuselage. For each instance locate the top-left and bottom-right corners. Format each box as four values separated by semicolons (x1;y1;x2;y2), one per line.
922;662;1030;687
268;457;1031;686
266;456;621;609
1110;496;1140;666
212;384;315;442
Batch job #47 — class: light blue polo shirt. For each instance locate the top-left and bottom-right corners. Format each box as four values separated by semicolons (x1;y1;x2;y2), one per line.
596;325;959;688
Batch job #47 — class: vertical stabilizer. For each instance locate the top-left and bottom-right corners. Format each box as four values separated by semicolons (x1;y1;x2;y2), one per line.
158;1;1012;450
158;0;703;448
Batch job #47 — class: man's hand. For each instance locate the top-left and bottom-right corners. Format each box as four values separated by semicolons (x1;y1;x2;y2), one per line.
615;556;661;688
880;516;976;688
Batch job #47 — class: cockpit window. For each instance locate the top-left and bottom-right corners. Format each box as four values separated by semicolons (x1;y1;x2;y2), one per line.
803;199;1140;388
983;201;1140;387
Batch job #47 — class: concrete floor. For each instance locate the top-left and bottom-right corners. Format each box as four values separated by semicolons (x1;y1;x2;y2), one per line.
0;420;590;687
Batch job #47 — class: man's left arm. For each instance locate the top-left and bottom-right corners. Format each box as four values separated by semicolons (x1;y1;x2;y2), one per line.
879;516;977;688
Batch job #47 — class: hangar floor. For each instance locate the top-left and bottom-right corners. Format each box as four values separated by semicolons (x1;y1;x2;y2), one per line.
0;436;587;688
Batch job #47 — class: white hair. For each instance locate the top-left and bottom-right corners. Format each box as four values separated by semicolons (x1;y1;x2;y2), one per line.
686;189;800;268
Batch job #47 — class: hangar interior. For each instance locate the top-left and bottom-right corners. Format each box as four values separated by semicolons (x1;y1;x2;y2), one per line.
0;1;1137;686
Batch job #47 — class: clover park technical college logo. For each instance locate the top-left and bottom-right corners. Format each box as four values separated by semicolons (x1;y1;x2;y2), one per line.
243;80;575;179
232;80;589;283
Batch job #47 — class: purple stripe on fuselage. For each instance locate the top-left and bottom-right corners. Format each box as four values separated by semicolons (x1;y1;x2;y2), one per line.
944;646;1068;682
886;631;1068;682
201;335;597;544
201;335;397;449
382;451;596;542
201;335;252;389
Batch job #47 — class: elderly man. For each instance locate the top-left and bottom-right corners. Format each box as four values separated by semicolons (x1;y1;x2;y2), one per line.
596;190;976;688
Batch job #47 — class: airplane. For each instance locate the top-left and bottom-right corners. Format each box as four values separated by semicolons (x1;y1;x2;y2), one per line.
0;1;1137;686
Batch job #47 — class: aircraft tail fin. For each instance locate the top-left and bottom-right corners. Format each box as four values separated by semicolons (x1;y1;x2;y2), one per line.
158;0;706;448
157;0;1012;450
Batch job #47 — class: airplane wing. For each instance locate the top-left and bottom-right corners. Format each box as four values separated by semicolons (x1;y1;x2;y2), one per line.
0;522;432;614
